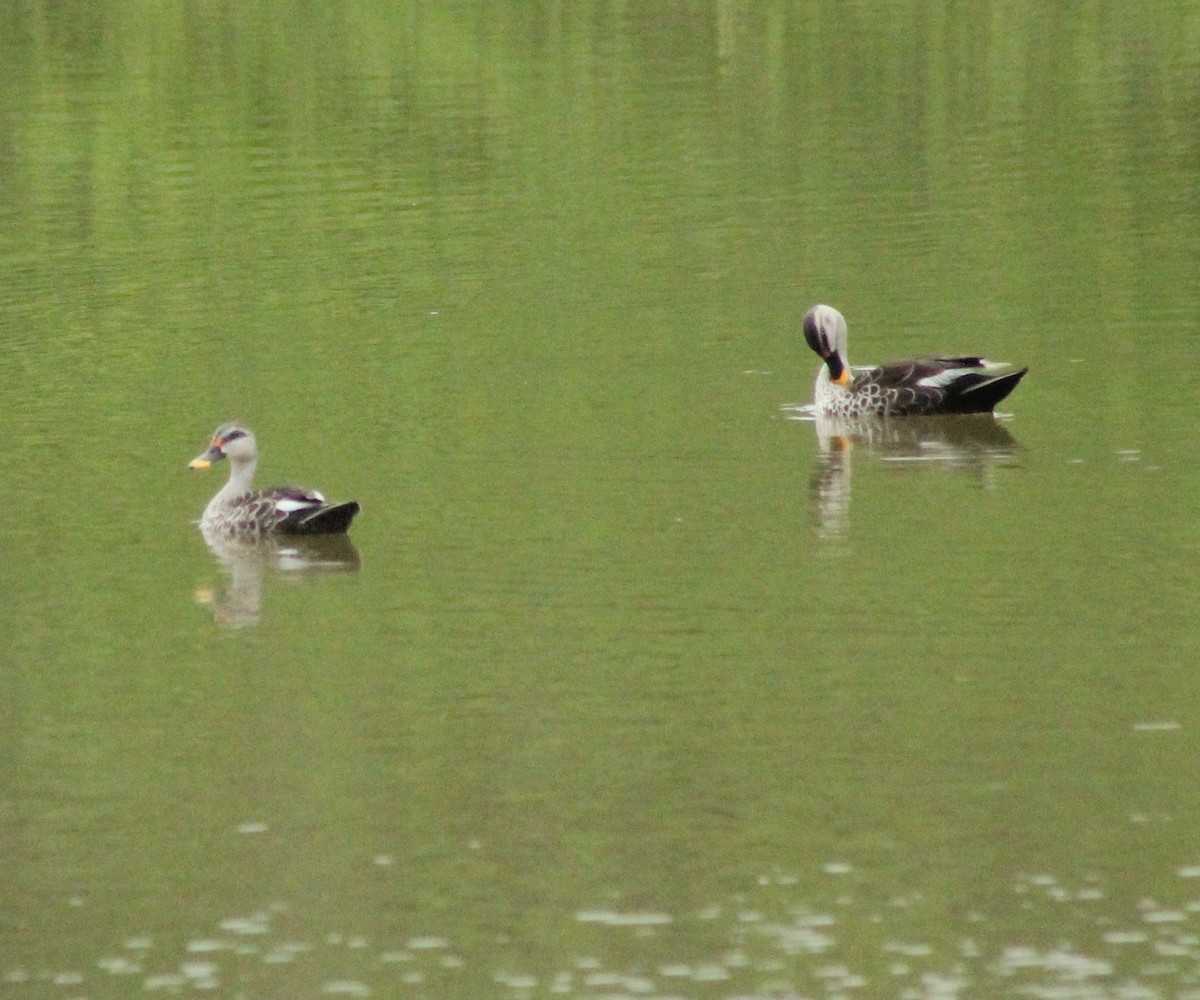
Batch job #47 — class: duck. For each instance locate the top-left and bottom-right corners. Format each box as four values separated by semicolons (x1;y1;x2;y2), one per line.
802;304;1027;418
188;423;360;535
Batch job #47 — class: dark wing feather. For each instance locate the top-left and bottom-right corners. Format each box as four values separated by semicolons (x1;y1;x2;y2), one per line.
291;501;361;535
212;484;359;535
855;359;1027;415
254;487;360;535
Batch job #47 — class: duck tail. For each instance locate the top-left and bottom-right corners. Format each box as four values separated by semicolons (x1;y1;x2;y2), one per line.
293;501;361;534
952;367;1029;413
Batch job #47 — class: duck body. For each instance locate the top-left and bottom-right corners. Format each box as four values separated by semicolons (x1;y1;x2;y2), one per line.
189;423;360;536
803;304;1027;418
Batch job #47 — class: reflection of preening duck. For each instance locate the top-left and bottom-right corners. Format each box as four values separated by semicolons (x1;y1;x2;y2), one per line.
803;304;1027;418
188;423;360;535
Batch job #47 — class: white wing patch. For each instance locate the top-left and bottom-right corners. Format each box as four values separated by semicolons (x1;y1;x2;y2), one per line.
917;368;974;388
275;498;317;513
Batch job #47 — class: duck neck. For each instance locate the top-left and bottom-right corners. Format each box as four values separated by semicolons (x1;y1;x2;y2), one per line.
825;351;848;385
213;456;257;507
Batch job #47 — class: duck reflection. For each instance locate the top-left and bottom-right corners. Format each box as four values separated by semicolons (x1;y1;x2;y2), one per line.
799;411;1021;539
193;527;361;627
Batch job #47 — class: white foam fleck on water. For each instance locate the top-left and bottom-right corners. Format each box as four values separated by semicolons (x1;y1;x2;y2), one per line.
824;861;853;875
144;973;186;990
493;971;538;989
182;960;218;980
1143;909;1186;924
237;821;268;834
218;913;271;935
995;946;1113;979
322;980;371;996
1178;866;1200;878
407;936;449;950
261;942;311;965
814;963;868;990
262;948;294;965
187;940;225;953
583;971;655;992
98;956;141;975
993;945;1034;969
921;970;969;996
379;950;411;963
575;910;672;927
1102;930;1148;945
886;942;934;957
1133;721;1181;732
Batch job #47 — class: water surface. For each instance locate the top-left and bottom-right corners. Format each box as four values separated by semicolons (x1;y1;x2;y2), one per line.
3;3;1200;998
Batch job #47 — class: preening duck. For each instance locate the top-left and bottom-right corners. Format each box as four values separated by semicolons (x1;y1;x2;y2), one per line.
802;304;1027;418
188;423;360;535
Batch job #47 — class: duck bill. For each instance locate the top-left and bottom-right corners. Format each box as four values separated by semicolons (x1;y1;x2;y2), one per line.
188;444;225;470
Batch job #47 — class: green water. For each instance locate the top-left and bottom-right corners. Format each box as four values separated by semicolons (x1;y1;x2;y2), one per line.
3;3;1200;998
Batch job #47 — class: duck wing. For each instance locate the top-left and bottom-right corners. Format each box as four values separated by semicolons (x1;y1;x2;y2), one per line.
289;500;361;535
856;358;1028;415
257;486;360;535
220;486;357;535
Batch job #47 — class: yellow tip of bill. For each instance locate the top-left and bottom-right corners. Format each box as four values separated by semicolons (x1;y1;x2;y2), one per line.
188;458;212;470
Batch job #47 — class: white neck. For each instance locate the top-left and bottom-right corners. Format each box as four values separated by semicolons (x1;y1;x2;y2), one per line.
205;455;257;517
814;364;835;407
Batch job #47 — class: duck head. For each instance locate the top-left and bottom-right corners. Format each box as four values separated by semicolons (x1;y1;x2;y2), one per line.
189;423;258;470
802;304;852;386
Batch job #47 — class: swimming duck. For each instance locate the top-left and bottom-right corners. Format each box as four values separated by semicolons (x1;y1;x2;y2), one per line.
188;423;360;535
802;304;1027;418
